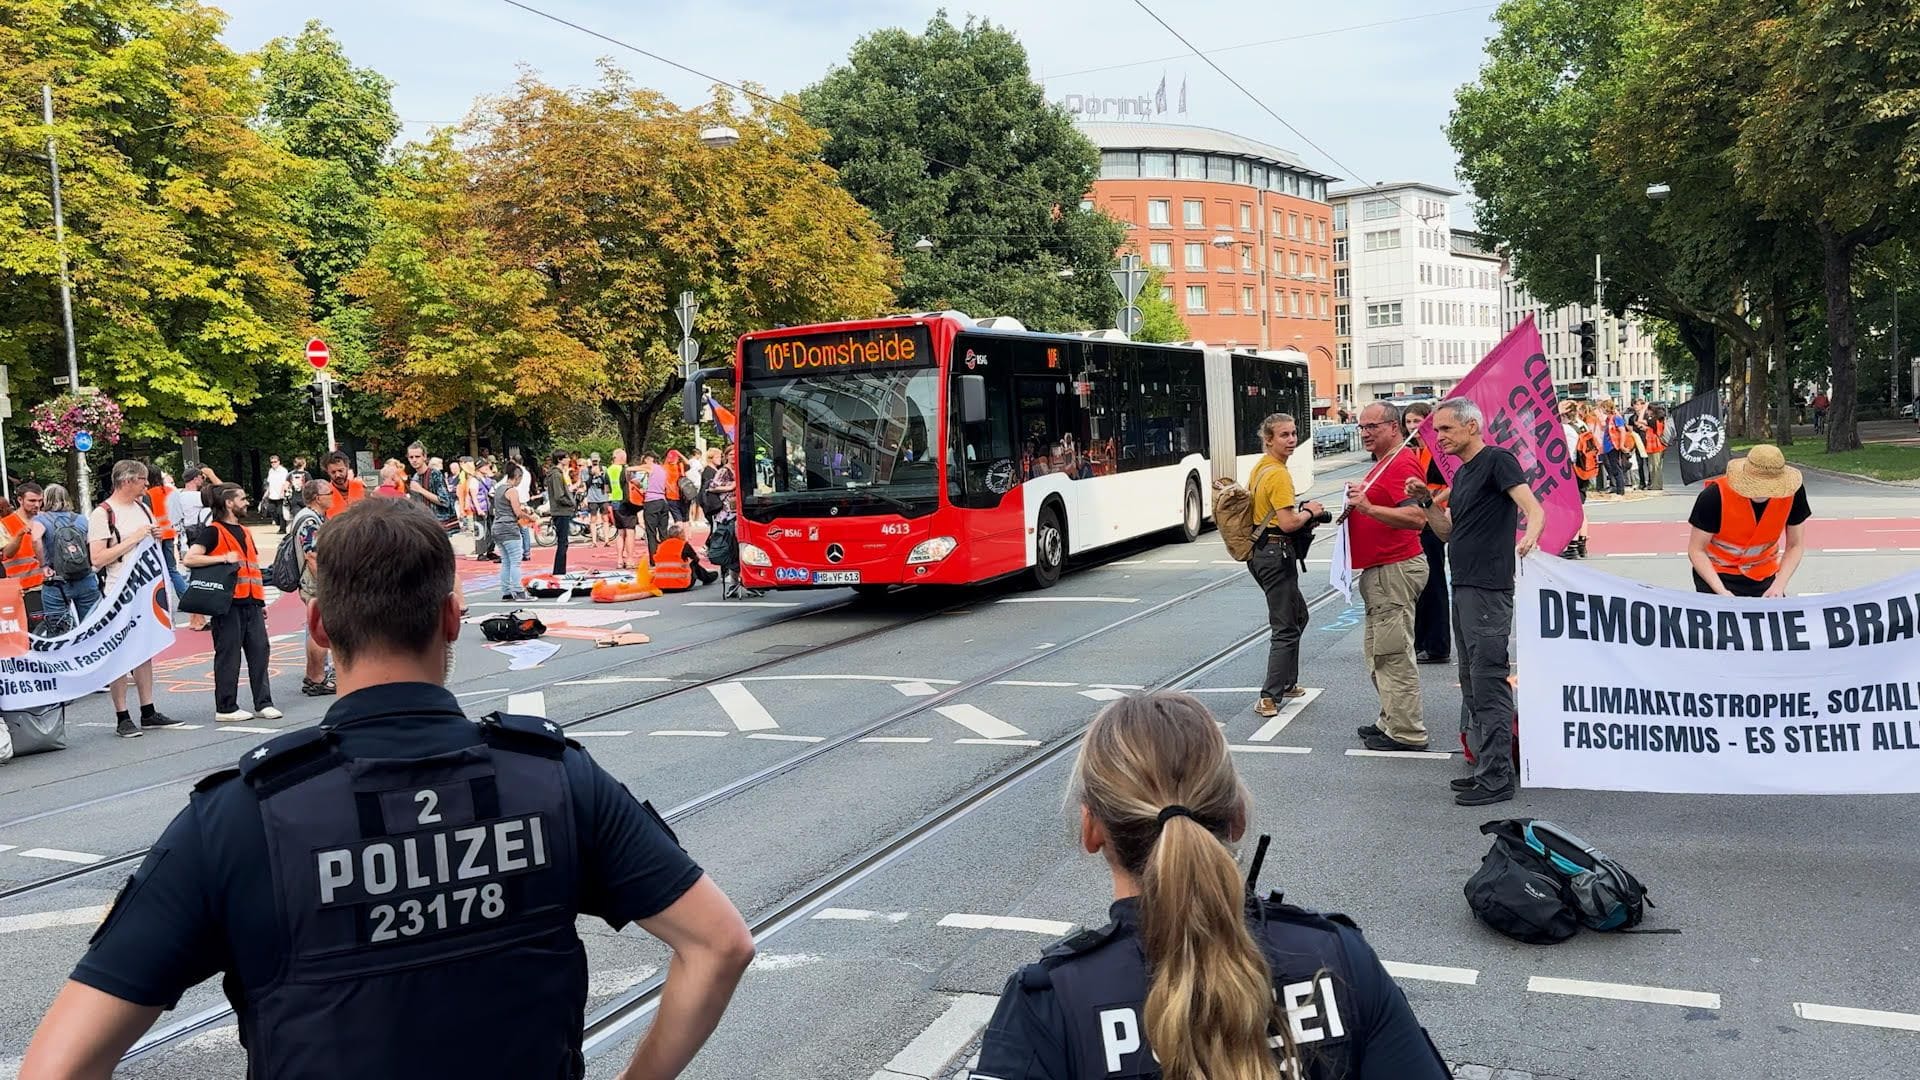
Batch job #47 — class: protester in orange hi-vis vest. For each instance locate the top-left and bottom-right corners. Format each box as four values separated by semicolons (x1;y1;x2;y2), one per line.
1;482;47;624
650;524;718;592
321;450;367;519
183;483;282;724
1643;405;1669;491
1559;402;1597;559
1685;445;1810;599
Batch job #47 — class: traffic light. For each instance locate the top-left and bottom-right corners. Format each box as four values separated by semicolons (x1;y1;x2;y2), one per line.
1577;320;1598;378
306;379;325;422
1617;320;1630;348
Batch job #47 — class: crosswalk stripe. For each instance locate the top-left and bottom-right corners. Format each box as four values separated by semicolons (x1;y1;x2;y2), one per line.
709;682;778;731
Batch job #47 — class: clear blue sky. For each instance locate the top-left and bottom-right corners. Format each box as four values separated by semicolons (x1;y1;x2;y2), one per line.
215;0;1500;218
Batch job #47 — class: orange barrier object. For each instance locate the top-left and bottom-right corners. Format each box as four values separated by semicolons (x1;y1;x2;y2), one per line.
591;563;661;602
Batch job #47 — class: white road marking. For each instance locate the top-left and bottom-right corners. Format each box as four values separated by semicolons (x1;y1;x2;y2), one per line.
747;732;826;743
868;993;1001;1080
1605;552;1659;558
219;726;280;734
1825;548;1876;553
684;600;802;607
1090;683;1145;690
18;849;103;865
1158;558;1200;564
268;632;301;642
1345;748;1454;761
814;908;911;923
709;682;778;731
506;692;547;716
935;704;1025;740
1078;687;1126;702
860;736;932;744
996;596;1140;604
454;688;510;697
1107;560;1146;565
1902;548;1920;553
1383;960;1480;986
1527;976;1720;1010
170;724;205;730
892;681;939;697
749;952;823;972
1212;559;1241;564
559;676;673;686
738;674;957;685
955;738;1042;747
586;965;659;997
996;680;1077;688
0;844;13;853
569;730;631;738
1230;744;1312;754
939;913;1075;936
1250;688;1322;741
1792;1002;1920;1032
650;730;729;738
1033;642;1055;649
1185;686;1261;694
0;905;110;935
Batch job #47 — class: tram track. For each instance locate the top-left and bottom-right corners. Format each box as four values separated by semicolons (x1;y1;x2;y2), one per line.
113;569;1292;1068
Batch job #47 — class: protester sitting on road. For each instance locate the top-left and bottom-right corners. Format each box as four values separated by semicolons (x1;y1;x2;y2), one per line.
1686;444;1809;598
654;523;718;591
34;484;97;635
290;479;335;697
21;497;756;1080
975;692;1449;1080
492;461;533;602
90;459;182;738
183;484;279;724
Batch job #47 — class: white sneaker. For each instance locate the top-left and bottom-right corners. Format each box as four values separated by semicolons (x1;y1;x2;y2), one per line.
255;706;284;720
216;709;254;723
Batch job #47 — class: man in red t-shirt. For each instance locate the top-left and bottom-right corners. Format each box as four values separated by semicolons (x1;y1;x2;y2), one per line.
1344;401;1433;751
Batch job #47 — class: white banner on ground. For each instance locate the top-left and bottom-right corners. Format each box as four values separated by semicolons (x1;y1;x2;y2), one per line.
1517;554;1920;795
0;541;176;709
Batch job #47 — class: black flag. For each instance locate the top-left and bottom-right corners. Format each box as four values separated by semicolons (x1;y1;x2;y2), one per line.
1669;391;1729;485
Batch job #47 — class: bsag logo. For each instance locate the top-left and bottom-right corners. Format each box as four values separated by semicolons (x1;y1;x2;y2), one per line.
1680;415;1725;463
963;350;987;370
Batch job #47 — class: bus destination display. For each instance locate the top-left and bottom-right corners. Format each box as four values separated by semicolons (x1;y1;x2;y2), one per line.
744;325;933;378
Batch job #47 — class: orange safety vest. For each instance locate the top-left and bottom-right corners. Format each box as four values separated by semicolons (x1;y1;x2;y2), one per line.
1412;444;1445;493
1644;419;1666;454
205;520;265;600
2;511;44;589
325;478;367;519
1704;477;1791;581
1572;429;1601;481
651;537;693;592
148;485;177;541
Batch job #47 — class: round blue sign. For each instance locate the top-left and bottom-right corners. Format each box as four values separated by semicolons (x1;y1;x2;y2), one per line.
73;431;93;453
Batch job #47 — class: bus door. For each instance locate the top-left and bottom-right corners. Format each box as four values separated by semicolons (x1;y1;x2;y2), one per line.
948;336;1022;577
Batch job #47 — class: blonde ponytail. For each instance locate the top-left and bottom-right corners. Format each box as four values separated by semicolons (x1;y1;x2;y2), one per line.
1072;693;1299;1080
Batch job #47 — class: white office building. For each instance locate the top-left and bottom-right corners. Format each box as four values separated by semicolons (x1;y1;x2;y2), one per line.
1501;283;1664;403
1330;182;1504;406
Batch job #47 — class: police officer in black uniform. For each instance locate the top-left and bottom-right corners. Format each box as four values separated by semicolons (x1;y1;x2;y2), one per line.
974;693;1449;1080
23;498;756;1080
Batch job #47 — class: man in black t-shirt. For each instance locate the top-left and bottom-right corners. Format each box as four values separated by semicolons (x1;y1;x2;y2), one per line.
1406;398;1546;806
1685;445;1810;597
23;499;755;1080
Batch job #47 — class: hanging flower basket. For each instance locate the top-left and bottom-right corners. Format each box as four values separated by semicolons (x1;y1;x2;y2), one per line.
30;393;125;453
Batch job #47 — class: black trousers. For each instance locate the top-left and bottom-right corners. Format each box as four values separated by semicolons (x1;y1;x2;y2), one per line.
550;515;572;576
642;500;671;559
1247;543;1308;699
1414;525;1451;659
1605;450;1628;495
212;602;271;713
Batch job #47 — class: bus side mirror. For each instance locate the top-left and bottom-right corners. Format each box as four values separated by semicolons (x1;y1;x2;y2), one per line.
682;379;703;425
958;375;987;425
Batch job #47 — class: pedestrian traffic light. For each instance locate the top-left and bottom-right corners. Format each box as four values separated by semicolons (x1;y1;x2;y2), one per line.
1577;320;1598;378
306;379;324;422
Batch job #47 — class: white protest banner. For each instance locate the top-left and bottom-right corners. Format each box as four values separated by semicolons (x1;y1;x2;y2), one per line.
1517;554;1920;795
0;541;176;709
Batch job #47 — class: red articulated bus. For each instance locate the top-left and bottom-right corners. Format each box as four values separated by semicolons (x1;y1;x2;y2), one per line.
730;311;1313;593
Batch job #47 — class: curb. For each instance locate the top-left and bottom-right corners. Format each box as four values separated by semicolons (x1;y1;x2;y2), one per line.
1788;462;1920;489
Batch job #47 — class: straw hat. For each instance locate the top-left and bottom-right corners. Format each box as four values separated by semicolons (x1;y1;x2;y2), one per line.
1725;444;1802;500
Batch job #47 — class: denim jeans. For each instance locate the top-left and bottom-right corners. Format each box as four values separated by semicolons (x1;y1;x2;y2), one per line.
496;527;524;596
40;574;101;634
160;542;188;598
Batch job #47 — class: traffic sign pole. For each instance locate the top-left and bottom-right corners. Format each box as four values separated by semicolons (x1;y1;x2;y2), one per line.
1109;253;1148;338
321;372;337;452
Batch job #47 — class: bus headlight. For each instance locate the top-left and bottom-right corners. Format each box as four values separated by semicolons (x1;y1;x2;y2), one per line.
739;543;771;567
906;536;957;564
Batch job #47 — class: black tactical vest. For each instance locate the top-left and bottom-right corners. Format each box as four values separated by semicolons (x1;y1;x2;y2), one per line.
1036;897;1363;1079
231;713;586;1080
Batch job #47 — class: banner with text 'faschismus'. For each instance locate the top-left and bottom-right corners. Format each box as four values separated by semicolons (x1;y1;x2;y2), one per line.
1517;554;1920;795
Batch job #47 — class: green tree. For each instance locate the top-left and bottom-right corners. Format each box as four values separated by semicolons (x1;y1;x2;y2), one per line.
345;135;604;457
802;14;1125;331
0;0;309;436
1132;268;1189;343
465;71;899;453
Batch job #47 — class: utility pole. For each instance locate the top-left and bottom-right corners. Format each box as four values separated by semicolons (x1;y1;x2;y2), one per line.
1892;284;1900;407
674;291;704;452
44;85;89;507
1110;253;1147;338
1593;254;1610;402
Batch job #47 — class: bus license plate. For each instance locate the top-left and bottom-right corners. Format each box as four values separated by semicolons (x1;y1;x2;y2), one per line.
813;571;861;585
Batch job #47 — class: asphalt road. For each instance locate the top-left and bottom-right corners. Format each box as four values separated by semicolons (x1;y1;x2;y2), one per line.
1;459;1915;1080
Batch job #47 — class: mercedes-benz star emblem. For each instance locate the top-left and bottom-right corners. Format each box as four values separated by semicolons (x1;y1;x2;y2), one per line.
826;543;845;564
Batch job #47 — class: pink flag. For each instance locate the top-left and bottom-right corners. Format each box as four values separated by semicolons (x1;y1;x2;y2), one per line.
1417;318;1580;557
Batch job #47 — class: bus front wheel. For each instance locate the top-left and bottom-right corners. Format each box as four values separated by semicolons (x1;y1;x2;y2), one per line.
1029;506;1065;589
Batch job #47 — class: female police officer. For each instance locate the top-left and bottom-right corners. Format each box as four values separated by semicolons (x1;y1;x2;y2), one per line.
22;498;756;1080
974;693;1449;1080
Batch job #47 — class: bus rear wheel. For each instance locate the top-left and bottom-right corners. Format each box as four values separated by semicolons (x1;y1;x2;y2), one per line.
1177;477;1203;543
1029;506;1065;589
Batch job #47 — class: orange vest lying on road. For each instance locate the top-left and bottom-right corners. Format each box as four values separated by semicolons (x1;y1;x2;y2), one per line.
591;564;661;602
1;511;43;589
651;538;693;592
205;520;265;600
1704;477;1791;581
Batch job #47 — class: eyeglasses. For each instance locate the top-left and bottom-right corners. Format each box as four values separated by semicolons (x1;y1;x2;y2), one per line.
1357;421;1395;431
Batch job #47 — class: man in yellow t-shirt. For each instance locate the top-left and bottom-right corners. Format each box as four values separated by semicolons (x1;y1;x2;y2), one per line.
1246;413;1325;718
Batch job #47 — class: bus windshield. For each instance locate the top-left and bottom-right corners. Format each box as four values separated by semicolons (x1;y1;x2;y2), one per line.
739;366;941;519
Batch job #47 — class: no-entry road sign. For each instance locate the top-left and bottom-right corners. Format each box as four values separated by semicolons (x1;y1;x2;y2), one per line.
306;338;330;370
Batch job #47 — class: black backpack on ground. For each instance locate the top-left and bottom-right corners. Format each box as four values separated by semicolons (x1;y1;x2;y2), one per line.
1518;819;1652;931
480;610;546;642
1465;819;1580;944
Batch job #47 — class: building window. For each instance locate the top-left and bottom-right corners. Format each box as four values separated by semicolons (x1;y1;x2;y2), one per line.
1239;204;1252;230
1363;229;1402;251
1333;204;1348;230
1099;151;1139;178
1334;268;1349;298
1333;237;1348;261
1208;156;1235;182
1234;159;1252;184
1290;252;1302;275
1363;198;1397;220
1183;199;1205;227
1242;286;1255;310
1335;305;1350;335
1149;242;1173;268
1160;285;1173;302
1184;242;1206;270
1319;219;1329;243
1337;341;1352;368
1367;301;1404;328
1318;293;1329;318
1142;152;1174;178
1185;284;1207;312
1240;245;1253;270
1291;291;1302;314
1178;153;1207;179
1368;341;1406;367
1289;213;1300;237
1078;199;1095;213
1148;199;1170;226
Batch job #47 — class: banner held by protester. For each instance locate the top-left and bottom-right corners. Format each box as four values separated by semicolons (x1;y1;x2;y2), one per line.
1417;318;1580;558
0;541;175;709
1517;554;1920;795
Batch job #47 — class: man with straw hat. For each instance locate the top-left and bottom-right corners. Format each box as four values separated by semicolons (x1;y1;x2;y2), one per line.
1685;444;1811;598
